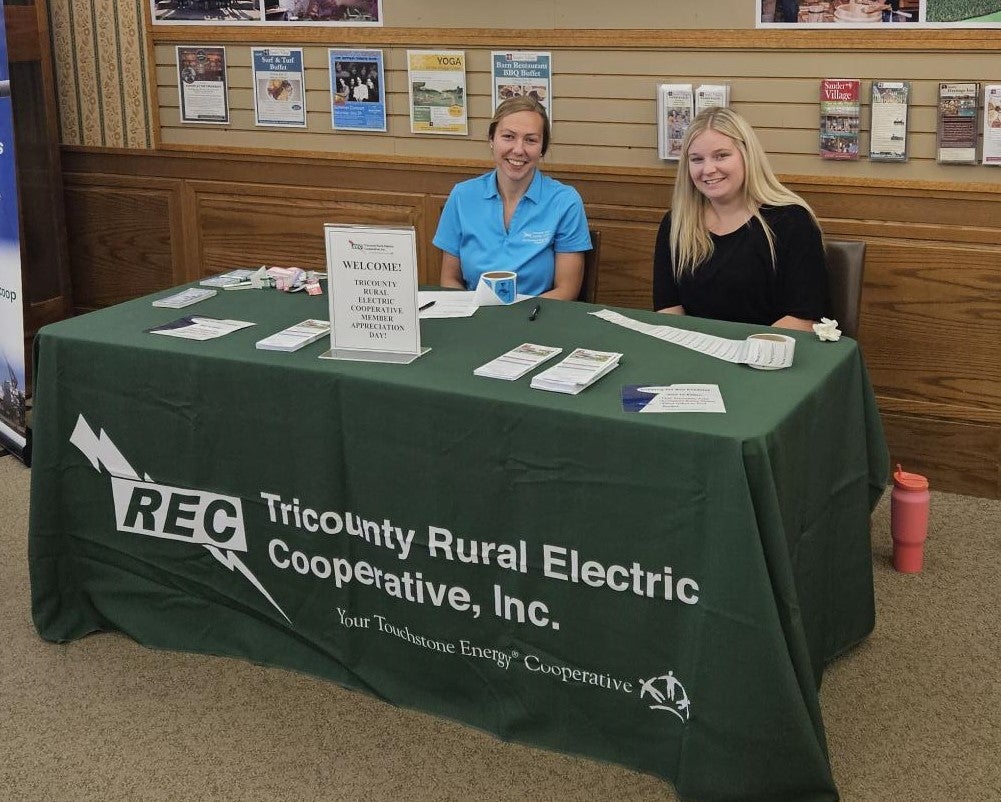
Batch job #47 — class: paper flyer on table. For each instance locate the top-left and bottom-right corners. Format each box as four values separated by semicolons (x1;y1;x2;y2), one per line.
417;291;478;318
147;317;254;341
622;384;726;413
200;269;258;287
256;319;330;351
152;287;217;308
474;343;562;380
530;348;622;395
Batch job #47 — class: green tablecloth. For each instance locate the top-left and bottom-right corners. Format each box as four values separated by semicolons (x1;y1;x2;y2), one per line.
29;287;888;802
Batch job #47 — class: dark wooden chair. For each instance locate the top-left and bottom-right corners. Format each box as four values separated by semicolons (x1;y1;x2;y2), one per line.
824;239;866;339
577;229;602;303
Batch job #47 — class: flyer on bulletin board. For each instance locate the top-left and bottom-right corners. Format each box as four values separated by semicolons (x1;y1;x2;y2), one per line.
252;47;306;127
329;48;387;131
982;84;1001;166
491;51;551;116
407;50;467;136
176;45;230;124
0;6;29;460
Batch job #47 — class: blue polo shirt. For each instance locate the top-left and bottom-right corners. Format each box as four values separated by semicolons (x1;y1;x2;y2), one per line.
433;169;591;297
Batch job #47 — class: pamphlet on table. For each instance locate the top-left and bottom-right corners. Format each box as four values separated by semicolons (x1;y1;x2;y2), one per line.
152;287;217;308
474;343;562;380
147;317;254;341
621;384;726;413
530;348;622;395
200;268;258;288
256;319;331;352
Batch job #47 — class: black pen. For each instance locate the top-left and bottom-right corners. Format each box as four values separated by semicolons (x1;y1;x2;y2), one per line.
419;300;436;311
528;304;541;321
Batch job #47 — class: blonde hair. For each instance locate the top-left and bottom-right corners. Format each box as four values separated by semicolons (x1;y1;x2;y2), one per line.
669;107;819;277
488;96;551;156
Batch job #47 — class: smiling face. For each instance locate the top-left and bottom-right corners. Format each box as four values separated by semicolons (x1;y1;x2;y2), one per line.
687;127;746;208
490;110;545;187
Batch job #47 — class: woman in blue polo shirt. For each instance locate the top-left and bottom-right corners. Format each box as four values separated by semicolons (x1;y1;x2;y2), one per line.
434;96;592;300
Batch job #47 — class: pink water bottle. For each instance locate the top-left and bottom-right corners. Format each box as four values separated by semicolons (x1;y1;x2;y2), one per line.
890;464;930;573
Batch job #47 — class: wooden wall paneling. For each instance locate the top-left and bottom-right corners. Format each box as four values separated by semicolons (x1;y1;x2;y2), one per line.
5;6;41;63
62;174;185;312
423;194;448;286
861;241;1001;412
881;411;1000;499
189;182;426;277
582;208;666;311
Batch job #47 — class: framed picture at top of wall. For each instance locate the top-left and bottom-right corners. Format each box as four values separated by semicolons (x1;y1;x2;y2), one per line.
758;0;1001;27
151;0;383;25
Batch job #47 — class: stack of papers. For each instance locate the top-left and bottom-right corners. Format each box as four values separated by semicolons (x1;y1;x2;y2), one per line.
474;343;562;380
256;319;330;352
530;348;622;395
152;287;217;308
199;269;257;288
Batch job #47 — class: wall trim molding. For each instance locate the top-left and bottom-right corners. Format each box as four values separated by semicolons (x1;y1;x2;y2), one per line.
60;145;1001;198
148;27;1001;52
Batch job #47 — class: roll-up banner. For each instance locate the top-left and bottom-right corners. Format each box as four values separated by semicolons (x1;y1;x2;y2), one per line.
0;7;29;462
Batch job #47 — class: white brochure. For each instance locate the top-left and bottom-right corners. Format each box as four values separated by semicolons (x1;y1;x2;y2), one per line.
152;287;217;308
256;319;331;352
200;269;258;288
474;343;563;381
530;348;622;395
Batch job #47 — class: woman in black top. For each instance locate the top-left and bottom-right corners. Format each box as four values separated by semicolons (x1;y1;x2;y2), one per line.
653;107;829;331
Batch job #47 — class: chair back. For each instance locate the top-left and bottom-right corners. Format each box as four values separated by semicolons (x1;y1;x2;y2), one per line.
824;239;866;339
577;229;602;303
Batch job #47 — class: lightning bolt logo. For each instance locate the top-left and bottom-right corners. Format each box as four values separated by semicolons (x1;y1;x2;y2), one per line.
70;414;291;625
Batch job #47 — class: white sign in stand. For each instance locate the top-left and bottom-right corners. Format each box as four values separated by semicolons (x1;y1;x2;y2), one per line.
320;223;429;364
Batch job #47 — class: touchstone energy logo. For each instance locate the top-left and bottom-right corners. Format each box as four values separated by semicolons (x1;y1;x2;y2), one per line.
69;414;290;624
639;671;691;723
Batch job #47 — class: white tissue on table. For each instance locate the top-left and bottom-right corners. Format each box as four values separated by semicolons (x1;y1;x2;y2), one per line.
813;317;842;342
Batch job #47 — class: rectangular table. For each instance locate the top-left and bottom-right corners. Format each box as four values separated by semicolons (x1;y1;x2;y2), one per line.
29;287;888;802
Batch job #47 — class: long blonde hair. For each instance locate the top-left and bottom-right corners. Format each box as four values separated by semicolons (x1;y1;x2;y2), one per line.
669;107;819;277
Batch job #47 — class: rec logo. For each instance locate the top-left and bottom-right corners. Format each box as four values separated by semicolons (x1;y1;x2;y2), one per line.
70;413;290;623
111;478;247;553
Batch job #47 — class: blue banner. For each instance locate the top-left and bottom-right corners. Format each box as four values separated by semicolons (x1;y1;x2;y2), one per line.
0;6;28;457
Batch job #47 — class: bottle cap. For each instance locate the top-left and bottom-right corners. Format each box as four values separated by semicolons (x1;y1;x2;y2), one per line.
893;463;929;491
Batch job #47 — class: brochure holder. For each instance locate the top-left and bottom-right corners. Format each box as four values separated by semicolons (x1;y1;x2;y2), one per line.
320;223;429;365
